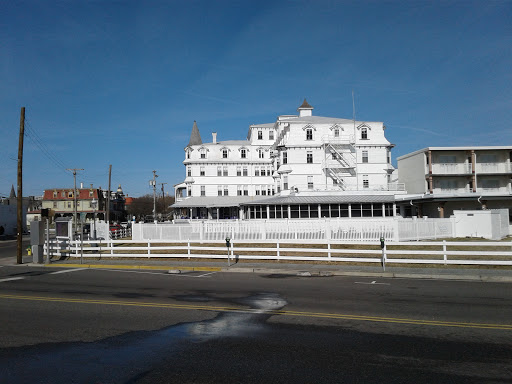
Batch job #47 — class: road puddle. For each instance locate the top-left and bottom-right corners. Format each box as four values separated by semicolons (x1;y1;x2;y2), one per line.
0;292;287;383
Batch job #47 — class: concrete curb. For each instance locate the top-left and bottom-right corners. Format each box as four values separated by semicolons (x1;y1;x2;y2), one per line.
16;262;512;282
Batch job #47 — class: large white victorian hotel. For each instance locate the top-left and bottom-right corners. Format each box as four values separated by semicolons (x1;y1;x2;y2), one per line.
173;100;403;220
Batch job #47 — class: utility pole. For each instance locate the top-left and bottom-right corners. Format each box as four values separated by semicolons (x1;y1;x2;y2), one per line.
106;165;112;224
66;168;84;236
16;107;25;264
159;182;168;220
149;170;158;222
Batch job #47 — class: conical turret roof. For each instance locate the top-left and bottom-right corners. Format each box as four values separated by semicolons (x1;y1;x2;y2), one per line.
297;98;313;110
9;185;16;198
187;121;202;146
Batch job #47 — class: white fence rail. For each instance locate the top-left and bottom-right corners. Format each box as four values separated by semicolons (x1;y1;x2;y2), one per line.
45;239;512;266
132;218;458;243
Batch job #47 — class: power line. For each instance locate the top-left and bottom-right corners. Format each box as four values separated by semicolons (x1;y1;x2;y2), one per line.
24;119;70;174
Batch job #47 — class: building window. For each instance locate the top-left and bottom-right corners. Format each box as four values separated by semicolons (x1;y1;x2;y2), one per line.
67;202;71;208
53;201;57;208
307;151;313;164
283;152;288;164
306;128;313;141
222;149;228;159
241;148;246;158
223;167;228;177
200;148;206;159
308;176;313;190
243;167;248;176
53;191;57;198
218;186;222;196
363;176;369;189
217;166;222;176
258;130;263;140
254;167;259;177
269;131;274;140
361;127;368;140
77;201;80;207
237;166;241;176
243;185;248;196
439;155;457;163
261;186;267;195
334;129;339;137
387;150;391;164
187;150;191;159
89;190;93;197
237;186;242;196
362;150;368;163
481;179;499;190
188;187;191;197
260;168;266;176
255;186;261;195
283;175;288;190
201;186;205;196
223;185;229;196
259;149;264;159
200;166;205;176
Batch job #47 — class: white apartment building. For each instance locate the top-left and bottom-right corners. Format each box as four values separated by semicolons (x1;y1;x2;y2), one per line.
173;100;402;220
396;147;512;218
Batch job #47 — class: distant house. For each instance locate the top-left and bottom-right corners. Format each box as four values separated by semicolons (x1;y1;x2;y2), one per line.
40;184;127;223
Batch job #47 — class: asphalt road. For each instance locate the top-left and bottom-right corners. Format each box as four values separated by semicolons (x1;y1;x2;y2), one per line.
0;237;30;262
0;266;511;383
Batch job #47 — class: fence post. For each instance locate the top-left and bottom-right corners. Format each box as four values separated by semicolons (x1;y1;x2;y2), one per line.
187;240;191;259
110;239;113;256
277;240;280;261
443;240;447;265
200;221;204;242
327;239;331;260
148;241;151;258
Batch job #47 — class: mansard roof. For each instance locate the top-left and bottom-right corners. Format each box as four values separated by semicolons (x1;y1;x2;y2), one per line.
187;121;202;147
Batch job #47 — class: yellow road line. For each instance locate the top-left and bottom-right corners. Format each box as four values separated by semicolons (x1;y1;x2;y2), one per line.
0;293;510;331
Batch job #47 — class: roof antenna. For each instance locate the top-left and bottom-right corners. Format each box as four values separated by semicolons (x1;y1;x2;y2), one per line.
352;89;356;132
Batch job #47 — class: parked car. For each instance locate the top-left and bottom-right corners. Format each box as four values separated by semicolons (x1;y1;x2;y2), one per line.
109;224;122;232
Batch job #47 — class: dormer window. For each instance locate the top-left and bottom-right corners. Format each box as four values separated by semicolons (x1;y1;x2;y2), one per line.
53;191;57;198
259;149;264;159
306;128;313;141
269;131;274;140
199;148;207;159
334;129;339;137
187;150;191;159
222;149;228;159
68;191;73;198
361;127;368;140
258;131;263;140
241;148;247;159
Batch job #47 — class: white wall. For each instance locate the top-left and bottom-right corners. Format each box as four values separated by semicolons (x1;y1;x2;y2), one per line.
398;152;427;193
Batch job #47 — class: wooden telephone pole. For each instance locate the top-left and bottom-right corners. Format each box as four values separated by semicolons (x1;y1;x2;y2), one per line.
17;107;25;264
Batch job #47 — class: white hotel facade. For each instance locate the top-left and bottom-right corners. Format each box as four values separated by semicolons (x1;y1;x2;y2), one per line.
173;100;404;220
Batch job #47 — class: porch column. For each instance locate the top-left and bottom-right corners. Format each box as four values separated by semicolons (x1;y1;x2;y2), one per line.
348;203;352;218
438;202;445;218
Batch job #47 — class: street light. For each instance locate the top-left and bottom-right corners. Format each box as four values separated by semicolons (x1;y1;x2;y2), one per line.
91;198;97;240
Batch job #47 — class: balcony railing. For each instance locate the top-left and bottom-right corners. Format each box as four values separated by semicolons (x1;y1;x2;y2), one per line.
475;163;512;174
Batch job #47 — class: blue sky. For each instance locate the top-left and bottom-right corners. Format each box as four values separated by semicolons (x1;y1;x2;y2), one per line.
1;0;511;198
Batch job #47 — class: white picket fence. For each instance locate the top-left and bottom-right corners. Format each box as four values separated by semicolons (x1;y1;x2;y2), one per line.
45;238;512;266
131;218;458;243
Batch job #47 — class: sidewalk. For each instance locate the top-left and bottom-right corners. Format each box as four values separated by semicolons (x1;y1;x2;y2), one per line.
12;257;512;283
